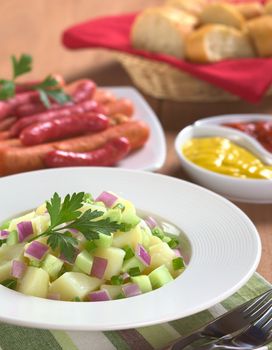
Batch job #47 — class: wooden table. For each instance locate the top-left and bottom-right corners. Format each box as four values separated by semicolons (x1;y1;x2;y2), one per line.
91;61;272;284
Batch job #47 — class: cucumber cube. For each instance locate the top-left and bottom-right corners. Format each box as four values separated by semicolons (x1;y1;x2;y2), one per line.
94;233;113;248
41;254;64;280
75;250;93;275
0;244;24;282
148;265;173;289
6;230;19;246
131;275;152;293
122;256;145;274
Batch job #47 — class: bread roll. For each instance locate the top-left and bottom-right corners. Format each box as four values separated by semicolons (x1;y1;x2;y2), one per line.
236;2;264;20
131;7;197;59
200;3;245;30
246;16;272;57
165;0;206;16
185;24;255;63
264;1;272;15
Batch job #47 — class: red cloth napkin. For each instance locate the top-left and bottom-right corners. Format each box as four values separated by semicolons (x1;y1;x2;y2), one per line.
62;12;272;103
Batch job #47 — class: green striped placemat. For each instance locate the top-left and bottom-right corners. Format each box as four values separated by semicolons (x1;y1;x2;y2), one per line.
0;273;270;350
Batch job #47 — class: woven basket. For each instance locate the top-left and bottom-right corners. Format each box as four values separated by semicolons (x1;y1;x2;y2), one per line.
113;52;272;102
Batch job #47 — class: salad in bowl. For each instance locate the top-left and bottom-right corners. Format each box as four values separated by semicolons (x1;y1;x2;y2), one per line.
0;191;186;302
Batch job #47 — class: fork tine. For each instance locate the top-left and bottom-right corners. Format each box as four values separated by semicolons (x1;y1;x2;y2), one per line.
243;290;272;319
255;304;272;333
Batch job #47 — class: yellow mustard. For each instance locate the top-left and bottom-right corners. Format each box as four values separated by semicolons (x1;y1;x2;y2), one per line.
182;137;272;180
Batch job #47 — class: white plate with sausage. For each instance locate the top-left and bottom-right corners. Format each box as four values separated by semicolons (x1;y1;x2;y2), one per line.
104;87;166;172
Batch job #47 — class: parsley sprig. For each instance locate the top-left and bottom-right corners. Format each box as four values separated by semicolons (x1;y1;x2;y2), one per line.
29;192;122;261
0;54;70;107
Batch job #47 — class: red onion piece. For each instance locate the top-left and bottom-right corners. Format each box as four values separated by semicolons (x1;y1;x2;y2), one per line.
122;283;142;298
47;293;61;300
0;230;9;239
91;256;108;279
135;244;151;266
17;221;33;242
95;191;117;208
173;248;182;257
25;241;49;260
11;260;26;278
144;216;158;229
88;289;111;302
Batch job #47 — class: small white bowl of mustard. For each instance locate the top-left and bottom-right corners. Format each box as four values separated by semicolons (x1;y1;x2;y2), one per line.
175;124;272;203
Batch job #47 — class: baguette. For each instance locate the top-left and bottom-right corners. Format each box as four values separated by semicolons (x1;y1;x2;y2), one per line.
236;2;264;20
131;6;197;59
185;24;255;63
246;16;272;57
264;1;272;15
200;3;245;30
165;0;207;16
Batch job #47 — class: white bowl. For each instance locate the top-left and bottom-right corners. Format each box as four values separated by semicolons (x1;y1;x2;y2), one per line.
175;125;272;203
0;167;261;330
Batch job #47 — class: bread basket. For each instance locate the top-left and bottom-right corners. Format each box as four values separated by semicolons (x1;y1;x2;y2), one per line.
113;52;272;102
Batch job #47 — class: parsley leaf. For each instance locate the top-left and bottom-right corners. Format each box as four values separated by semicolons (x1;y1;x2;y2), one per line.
0;80;15;100
69;209;121;240
33;192;123;259
47;231;78;262
46;192;84;228
33;75;71;108
12;54;32;79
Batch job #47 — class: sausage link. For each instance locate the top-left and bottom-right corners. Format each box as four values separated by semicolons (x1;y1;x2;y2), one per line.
0;90;40;120
0;116;17;131
20;113;109;146
10;100;101;137
0;120;150;176
44;137;131;168
103;98;134;118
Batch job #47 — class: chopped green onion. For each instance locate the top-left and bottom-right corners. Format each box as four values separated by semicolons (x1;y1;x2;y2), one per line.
1;279;17;290
128;267;141;276
0;220;10;230
167;238;179;249
0;239;6;247
172;257;185;271
152;227;164;240
83;193;94;204
72;296;81;302
116;293;125;299
162;236;171;243
85;241;97;253
28;260;41;267
123;246;134;260
113;203;125;212
111;275;123;285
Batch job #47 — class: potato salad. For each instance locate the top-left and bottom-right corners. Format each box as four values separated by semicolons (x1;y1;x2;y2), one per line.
0;191;186;301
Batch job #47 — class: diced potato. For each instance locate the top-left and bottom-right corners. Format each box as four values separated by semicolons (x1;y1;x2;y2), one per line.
35;203;47;215
112;224;143;249
148;235;163;247
18;266;49;298
100;284;122;299
93;247;125;280
31;215;50;235
139;221;152;248
8;211;36;231
147;242;176;275
49;272;102;301
0;244;24;282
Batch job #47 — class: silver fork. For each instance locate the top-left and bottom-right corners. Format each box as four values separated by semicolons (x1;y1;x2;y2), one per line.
163;289;272;350
195;299;272;350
